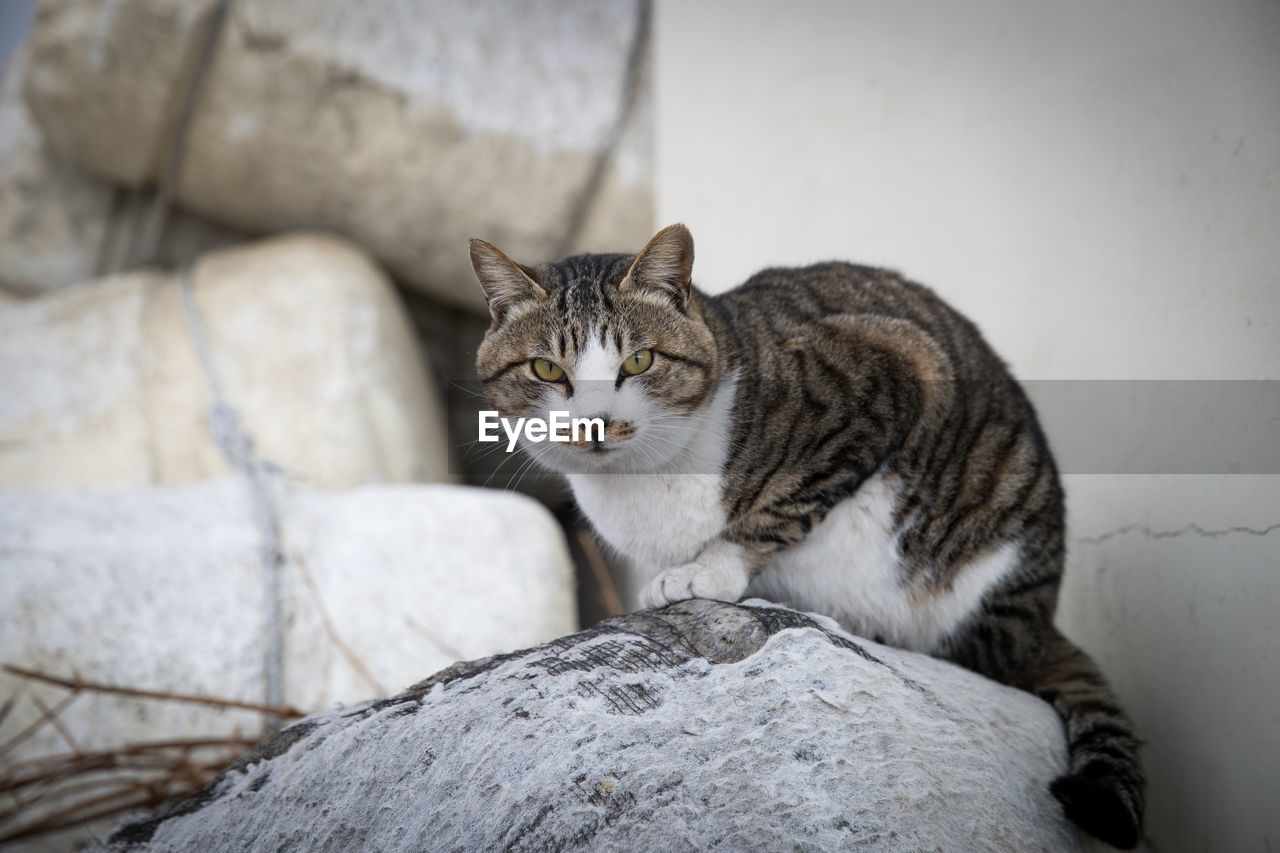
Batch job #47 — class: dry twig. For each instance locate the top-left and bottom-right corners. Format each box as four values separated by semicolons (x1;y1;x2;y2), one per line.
293;555;388;697
576;527;625;617
0;691;78;762
2;665;305;719
403;614;466;663
0;664;293;844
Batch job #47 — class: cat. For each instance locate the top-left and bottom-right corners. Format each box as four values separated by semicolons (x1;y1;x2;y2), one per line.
470;223;1144;849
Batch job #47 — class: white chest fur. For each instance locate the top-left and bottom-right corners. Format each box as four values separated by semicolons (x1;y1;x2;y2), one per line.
570;470;726;574
749;472;1019;652
567;377;737;580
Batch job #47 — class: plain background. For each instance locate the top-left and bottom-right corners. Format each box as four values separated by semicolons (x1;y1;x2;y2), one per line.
655;1;1279;850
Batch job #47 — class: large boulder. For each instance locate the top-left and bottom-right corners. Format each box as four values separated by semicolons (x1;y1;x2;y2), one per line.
0;232;447;488
0;46;113;295
107;599;1103;852
0;47;243;298
0;479;577;773
21;0;654;311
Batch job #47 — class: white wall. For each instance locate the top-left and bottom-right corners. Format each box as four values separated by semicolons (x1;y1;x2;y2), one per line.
655;1;1280;849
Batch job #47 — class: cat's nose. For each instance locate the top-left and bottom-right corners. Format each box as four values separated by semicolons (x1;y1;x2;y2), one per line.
574;413;635;448
602;417;636;445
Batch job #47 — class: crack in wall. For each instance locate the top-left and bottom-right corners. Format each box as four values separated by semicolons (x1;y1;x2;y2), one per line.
1075;521;1280;546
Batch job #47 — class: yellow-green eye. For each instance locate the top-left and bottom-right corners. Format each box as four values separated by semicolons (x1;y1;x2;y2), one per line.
621;349;653;376
532;358;565;382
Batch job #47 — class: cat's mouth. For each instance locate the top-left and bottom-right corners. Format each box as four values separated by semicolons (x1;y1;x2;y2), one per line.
560;439;619;453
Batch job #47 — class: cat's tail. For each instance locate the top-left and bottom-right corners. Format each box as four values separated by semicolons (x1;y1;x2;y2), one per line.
1032;630;1145;850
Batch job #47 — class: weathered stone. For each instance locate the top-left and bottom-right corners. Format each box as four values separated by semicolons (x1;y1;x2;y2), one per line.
22;0;222;187
0;232;448;488
0;45;112;295
107;599;1100;852
0;479;577;831
0;45;246;297
21;0;654;311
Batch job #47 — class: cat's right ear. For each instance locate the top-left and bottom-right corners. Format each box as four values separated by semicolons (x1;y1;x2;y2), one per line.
469;239;548;324
622;223;695;308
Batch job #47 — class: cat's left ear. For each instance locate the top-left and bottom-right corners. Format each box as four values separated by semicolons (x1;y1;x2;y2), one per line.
470;239;548;323
621;224;695;308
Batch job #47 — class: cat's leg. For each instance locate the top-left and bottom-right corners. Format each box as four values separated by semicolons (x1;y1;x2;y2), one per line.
941;592;1145;849
639;539;754;608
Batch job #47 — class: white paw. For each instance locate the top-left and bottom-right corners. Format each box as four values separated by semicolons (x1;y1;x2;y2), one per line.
641;558;749;608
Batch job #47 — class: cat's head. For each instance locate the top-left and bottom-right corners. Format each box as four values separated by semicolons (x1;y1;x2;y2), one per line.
471;224;719;474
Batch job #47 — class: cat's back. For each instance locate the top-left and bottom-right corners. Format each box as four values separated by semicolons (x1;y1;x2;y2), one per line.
706;259;1062;598
709;261;1004;379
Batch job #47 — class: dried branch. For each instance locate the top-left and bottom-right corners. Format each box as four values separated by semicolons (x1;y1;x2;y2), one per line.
293;555;387;697
2;784;156;844
0;665;305;842
0;690;78;762
576;527;624;617
403;614;465;663
2;665;305;719
32;695;81;756
0;732;261;844
0;737;255;794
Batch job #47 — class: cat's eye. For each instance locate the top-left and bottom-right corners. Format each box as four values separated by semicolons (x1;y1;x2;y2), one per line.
532;358;565;382
620;349;653;376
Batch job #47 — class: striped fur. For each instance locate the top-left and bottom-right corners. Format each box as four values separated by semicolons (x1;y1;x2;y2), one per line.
471;225;1144;848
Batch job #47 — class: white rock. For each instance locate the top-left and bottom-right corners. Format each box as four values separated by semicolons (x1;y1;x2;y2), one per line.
22;0;654;310
0;45;113;295
0;40;244;298
0;232;448;489
0;478;577;782
105;599;1105;852
22;0;223;187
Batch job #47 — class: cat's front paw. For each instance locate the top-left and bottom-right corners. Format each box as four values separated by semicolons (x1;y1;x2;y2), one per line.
641;554;749;608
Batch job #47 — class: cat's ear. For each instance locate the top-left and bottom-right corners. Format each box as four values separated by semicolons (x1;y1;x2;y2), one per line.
469;239;548;323
621;224;695;308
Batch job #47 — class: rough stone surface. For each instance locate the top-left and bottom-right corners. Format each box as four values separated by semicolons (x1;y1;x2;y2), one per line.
21;0;654;310
22;0;221;187
0;479;577;766
0;45;112;295
0;42;247;299
0;232;448;488
106;599;1102;852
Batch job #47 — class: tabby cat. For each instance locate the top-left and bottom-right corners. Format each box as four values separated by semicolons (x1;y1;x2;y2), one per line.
470;224;1144;848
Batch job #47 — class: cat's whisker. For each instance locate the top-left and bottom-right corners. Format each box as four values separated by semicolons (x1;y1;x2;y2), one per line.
479;437;543;489
443;379;492;401
506;441;561;492
508;454;543;494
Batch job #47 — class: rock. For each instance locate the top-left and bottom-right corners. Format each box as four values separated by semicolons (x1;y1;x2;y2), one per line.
22;0;222;187
106;599;1099;852
0;232;448;488
0;479;577;773
22;0;654;311
0;44;247;299
0;45;113;295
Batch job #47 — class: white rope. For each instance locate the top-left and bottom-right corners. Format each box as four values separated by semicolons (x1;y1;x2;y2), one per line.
130;0;230;267
135;0;287;729
177;270;287;723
